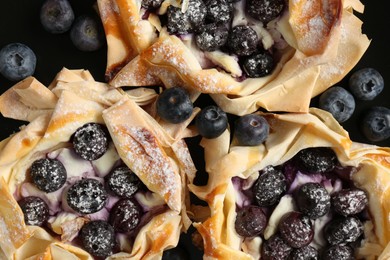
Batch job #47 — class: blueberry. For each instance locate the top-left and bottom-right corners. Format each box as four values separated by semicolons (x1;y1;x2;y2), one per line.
106;166;141;198
324;217;364;245
361;106;390;142
205;0;233;24
142;0;164;9
40;0;75;34
80;220;115;257
109;199;141;233
290;245;319;260
162;247;190;260
261;233;293;260
331;188;368;216
279;211;314;248
195;23;229;52
66;178;108;214
234;114;269;146
295;182;330;219
195;105;228;139
246;0;285;24
234;205;267;237
321;245;354;260
253;166;286;206
349;68;384;101
294;147;337;174
30;158;67;193
243;51;274;78
73;123;109;161
70;15;105;52
0;43;36;81
227;25;259;56
319;86;355;123
156;87;194;124
167;0;206;35
18;196;49;226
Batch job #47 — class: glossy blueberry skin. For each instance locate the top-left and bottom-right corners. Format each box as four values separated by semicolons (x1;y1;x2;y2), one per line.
70;15;105;52
324;217;364;245
331;188;368;216
156;87;194;124
80;220;115;257
279;211;314;248
109;199;141;233
361;106;390;142
349;68;384;100
243;52;274;78
195;105;228;139
0;43;36;81
195;23;229;52
19;196;49;226
40;0;74;34
227;25;259;56
319;86;355;123
234;114;269;146
295;182;331;219
235;205;267;237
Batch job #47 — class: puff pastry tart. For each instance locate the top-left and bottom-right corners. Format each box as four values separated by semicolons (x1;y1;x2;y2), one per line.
189;108;390;259
97;0;369;114
0;68;197;259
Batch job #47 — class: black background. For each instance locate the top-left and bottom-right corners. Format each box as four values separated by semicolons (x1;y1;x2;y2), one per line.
0;0;389;259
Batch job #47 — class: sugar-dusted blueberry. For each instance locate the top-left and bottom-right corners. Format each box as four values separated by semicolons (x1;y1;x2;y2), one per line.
167;0;206;35
73;123;109;161
279;211;314;248
253;166;286;206
234;205;267;237
40;0;74;34
295;182;330;219
142;0;164;9
246;0;285;24
0;43;36;81
66;178;108;214
319;86;355;123
294;147;337;174
290;245;319;260
331;188;368;216
349;68;384;101
30;158;67;193
195;105;228;139
80;220;115;257
70;15;105;52
261;233;293;260
19;196;49;226
205;0;233;24
321;245;354;260
156;87;193;124
195;23;229;52
227;25;259;56
361;106;390;142
109;199;141;233
106;166;141;198
243;51;274;78
324;217;364;245
234;114;269;146
162;247;190;260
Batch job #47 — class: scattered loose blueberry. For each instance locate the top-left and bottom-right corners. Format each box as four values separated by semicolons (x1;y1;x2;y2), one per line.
0;43;36;81
290;245;319;260
253;166;286;206
195;23;229;52
72;123;109;161
70;15;105;52
246;0;285;23
106;166;141;198
40;0;75;34
243;52;274;78
279;211;314;248
166;0;206;35
162;247;190;260
324;217;364;245
234;205;267;237
361;106;390;142
321;245;354;260
66;178;108;214
205;0;233;24
261;233;293;260
319;86;356;123
18;196;49;226
349;68;384;101
30;158;67;193
156;87;194;124
80;220;115;257
142;0;164;9
295;182;330;219
294;147;337;174
195;105;228;139
331;188;368;216
227;25;259;56
234;114;269;146
109;199;141;233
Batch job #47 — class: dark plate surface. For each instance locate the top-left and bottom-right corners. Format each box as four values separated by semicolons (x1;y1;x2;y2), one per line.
0;0;389;259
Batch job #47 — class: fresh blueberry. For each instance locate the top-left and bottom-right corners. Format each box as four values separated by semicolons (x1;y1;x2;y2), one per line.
18;196;49;226
253;166;286;206
322;245;354;260
243;51;274;78
162;247;190;260
195;105;228;139
290;245;319;260
70;15;105;52
195;23;229;52
295;182;330;219
319;86;355;123
66;178;108;214
40;0;75;34
234;205;267;237
324;217;364;245
234;114;269;146
0;43;36;81
109;199;141;233
142;0;164;9
106;166;141;198
361;106;390;142
30;158;67;193
294;147;337;174
156;87;194;124
205;0;233;24
331;188;368;216
246;0;285;23
279;211;314;248
349;68;384;101
166;0;206;35
227;25;259;56
80;220;115;257
261;233;293;260
72;123;109;161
